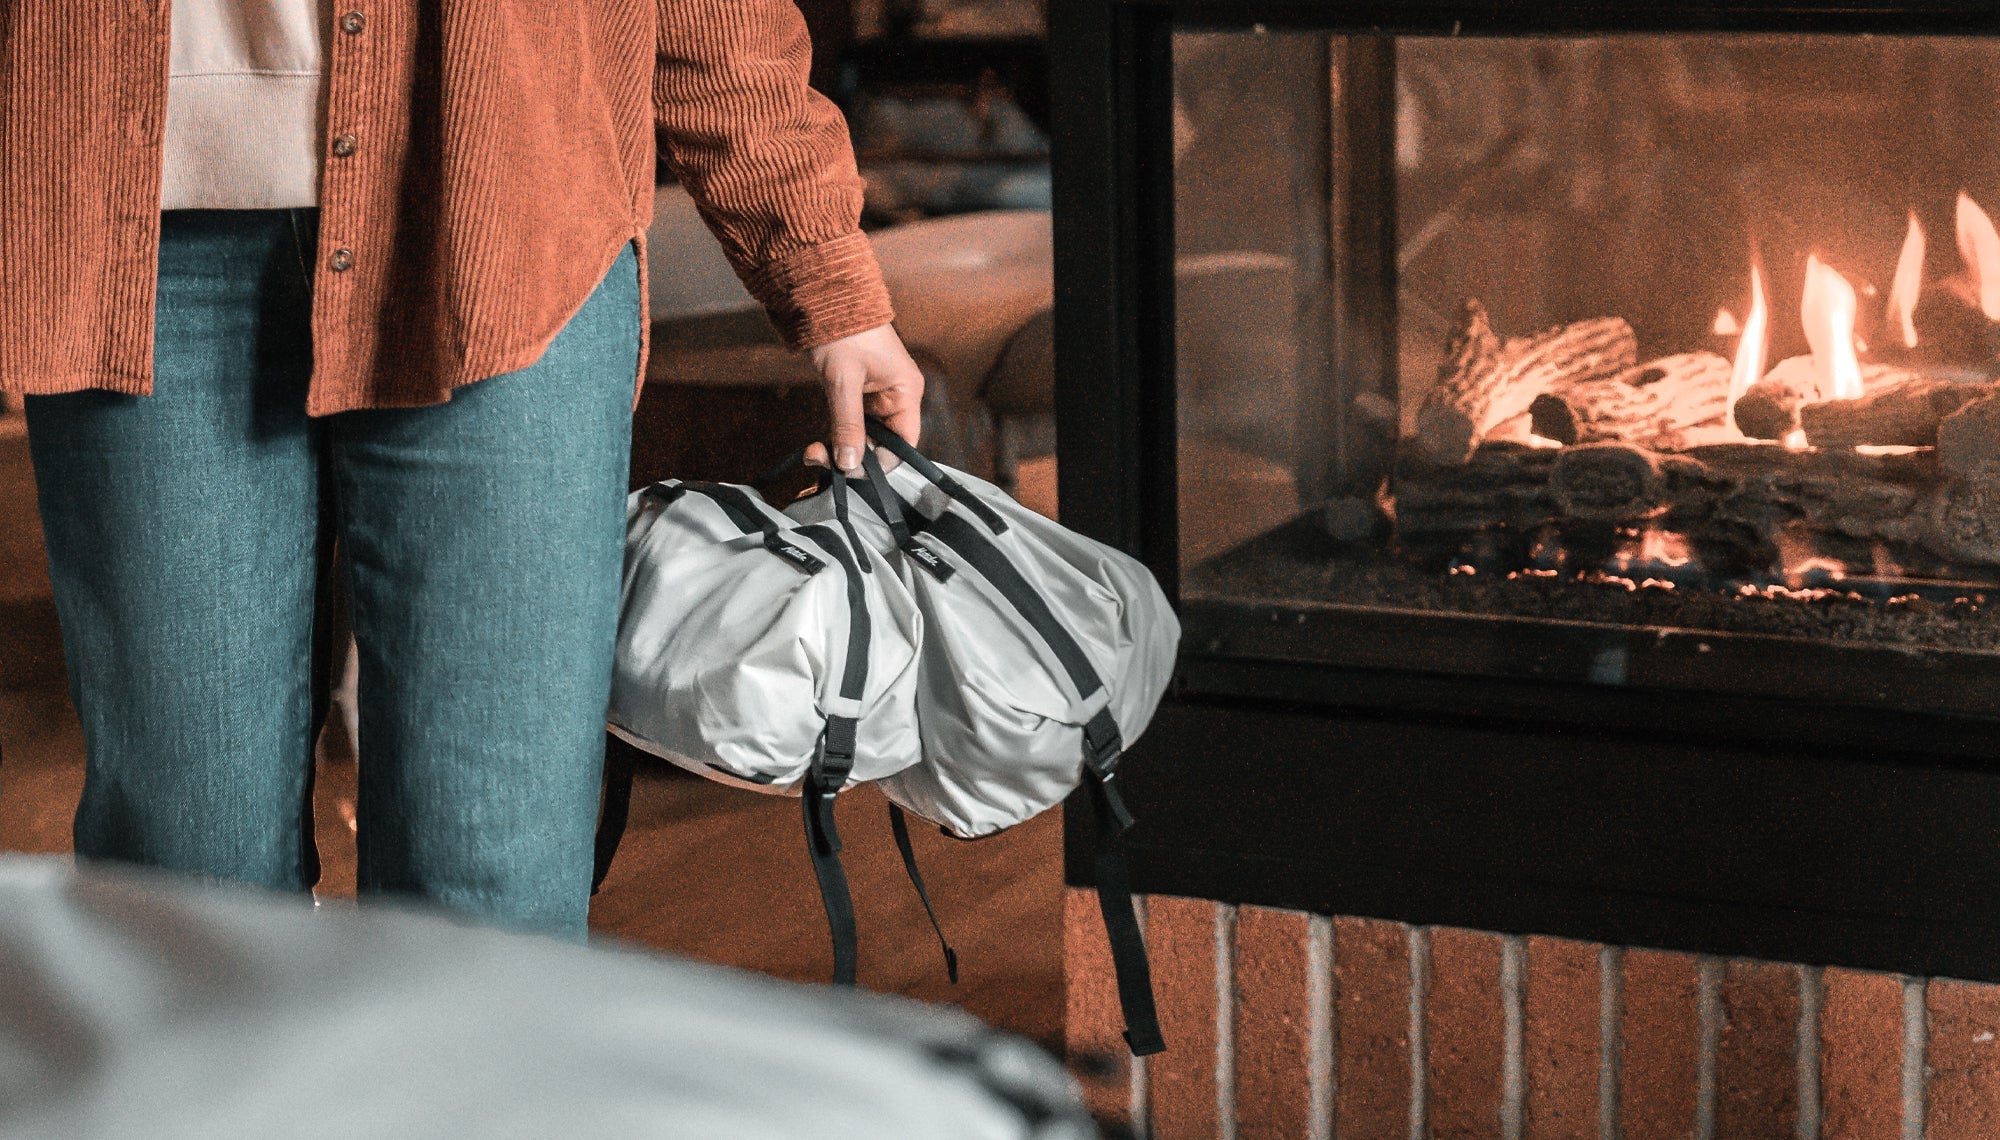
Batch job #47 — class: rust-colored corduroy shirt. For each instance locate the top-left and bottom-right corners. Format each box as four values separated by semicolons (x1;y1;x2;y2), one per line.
0;1;894;415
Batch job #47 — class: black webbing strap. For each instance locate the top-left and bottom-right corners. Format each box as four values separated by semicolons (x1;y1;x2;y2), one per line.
888;802;961;984
864;419;1009;535
804;724;858;986
1087;766;1164;1055
903;488;1164;1056
592;737;637;894
789;486;869;985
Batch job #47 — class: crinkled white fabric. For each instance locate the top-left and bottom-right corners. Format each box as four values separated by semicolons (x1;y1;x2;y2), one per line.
608;485;923;791
0;857;1091;1140
788;461;1179;837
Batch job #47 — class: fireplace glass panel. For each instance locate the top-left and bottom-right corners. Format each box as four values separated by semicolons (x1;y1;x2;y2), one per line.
1173;31;2000;708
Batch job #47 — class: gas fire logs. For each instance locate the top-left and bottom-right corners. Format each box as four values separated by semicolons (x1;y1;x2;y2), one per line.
1413;300;1637;464
1395;297;2000;572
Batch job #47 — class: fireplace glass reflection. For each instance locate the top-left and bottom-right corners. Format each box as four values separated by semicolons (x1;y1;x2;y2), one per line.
1174;31;2000;707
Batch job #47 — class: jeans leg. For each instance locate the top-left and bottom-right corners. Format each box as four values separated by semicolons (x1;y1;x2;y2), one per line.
333;243;639;937
23;210;325;890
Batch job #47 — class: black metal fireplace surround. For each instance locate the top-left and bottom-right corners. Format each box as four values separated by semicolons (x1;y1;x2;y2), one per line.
1053;0;2000;982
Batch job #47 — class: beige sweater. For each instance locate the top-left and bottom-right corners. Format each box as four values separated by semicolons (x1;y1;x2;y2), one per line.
163;0;326;209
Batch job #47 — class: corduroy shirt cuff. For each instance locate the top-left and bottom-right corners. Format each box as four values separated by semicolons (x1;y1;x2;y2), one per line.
743;231;898;351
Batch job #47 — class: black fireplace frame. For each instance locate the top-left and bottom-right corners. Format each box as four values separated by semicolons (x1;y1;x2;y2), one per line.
1053;0;2000;981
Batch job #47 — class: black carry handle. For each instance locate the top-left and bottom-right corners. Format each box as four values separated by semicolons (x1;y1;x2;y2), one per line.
863;419;1010;535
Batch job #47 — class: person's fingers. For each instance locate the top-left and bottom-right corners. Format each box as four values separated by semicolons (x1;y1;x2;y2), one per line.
822;365;867;473
860;360;925;446
802;441;830;469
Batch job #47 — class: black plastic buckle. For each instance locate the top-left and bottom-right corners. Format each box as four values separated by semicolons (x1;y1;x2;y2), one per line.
1082;707;1124;778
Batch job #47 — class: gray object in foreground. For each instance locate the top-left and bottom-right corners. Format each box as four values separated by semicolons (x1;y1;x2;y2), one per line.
0;857;1093;1140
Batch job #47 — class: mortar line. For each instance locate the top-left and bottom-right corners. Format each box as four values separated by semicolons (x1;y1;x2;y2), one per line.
1601;946;1624;1140
1902;976;1927;1140
1217;905;1238;1140
1797;965;1823;1140
1695;956;1722;1140
1501;936;1526;1140
1410;926;1430;1140
1309;915;1335;1140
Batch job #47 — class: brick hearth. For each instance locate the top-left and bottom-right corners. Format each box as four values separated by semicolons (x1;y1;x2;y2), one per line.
1067;889;2000;1138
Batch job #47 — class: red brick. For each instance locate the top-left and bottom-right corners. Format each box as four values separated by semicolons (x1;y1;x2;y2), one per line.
1065;886;1134;1129
1820;968;1904;1140
1523;936;1601;1140
1426;927;1506;1138
1232;906;1315;1140
1334;915;1412;1139
1619;948;1701;1140
1148;895;1222;1140
1925;977;2000;1140
1714;959;1800;1139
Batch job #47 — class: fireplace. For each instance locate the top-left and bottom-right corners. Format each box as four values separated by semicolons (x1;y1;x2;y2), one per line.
1053;1;2000;984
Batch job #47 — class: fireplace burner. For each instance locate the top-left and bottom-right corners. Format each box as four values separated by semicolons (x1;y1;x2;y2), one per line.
1055;1;2000;982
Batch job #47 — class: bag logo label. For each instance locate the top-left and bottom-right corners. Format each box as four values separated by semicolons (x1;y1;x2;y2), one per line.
905;540;955;581
768;539;826;574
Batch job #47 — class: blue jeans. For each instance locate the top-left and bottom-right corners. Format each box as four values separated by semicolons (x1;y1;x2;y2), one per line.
25;210;638;937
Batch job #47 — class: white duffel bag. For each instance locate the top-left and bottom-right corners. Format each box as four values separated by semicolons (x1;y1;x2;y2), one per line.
604;471;923;984
608;475;923;792
786;427;1178;839
784;423;1177;1055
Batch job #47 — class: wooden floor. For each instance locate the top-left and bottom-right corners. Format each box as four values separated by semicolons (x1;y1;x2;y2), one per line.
0;416;1063;1053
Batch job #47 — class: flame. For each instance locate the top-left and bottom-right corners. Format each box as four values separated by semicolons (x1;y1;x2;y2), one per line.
1886;211;1925;348
1728;265;1769;407
1784;428;1809;450
1957;191;2000;320
1714;308;1741;337
1801;255;1864;401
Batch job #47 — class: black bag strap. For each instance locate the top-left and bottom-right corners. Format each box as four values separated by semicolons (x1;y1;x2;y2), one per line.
894;479;1163;1056
856;446;912;549
802;726;858;986
790;496;873;986
1087;766;1164;1055
591;737;637;895
863;419;1009;535
888;802;961;984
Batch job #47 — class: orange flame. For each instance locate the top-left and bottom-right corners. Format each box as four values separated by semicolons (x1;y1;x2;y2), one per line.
1886;211;1925;349
1956;191;2000;320
1801;255;1864;401
1728;265;1769;407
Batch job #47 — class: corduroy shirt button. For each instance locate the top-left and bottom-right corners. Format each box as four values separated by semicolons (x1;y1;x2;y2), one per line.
330;249;355;272
340;10;365;34
332;134;358;158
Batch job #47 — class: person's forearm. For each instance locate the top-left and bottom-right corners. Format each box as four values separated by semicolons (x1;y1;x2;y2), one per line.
652;0;894;350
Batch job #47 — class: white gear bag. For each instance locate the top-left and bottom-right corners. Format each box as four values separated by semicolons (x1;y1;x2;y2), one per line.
784;423;1177;1055
602;471;923;984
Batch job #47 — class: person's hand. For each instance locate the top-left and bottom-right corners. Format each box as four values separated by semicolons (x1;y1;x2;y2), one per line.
804;324;924;472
